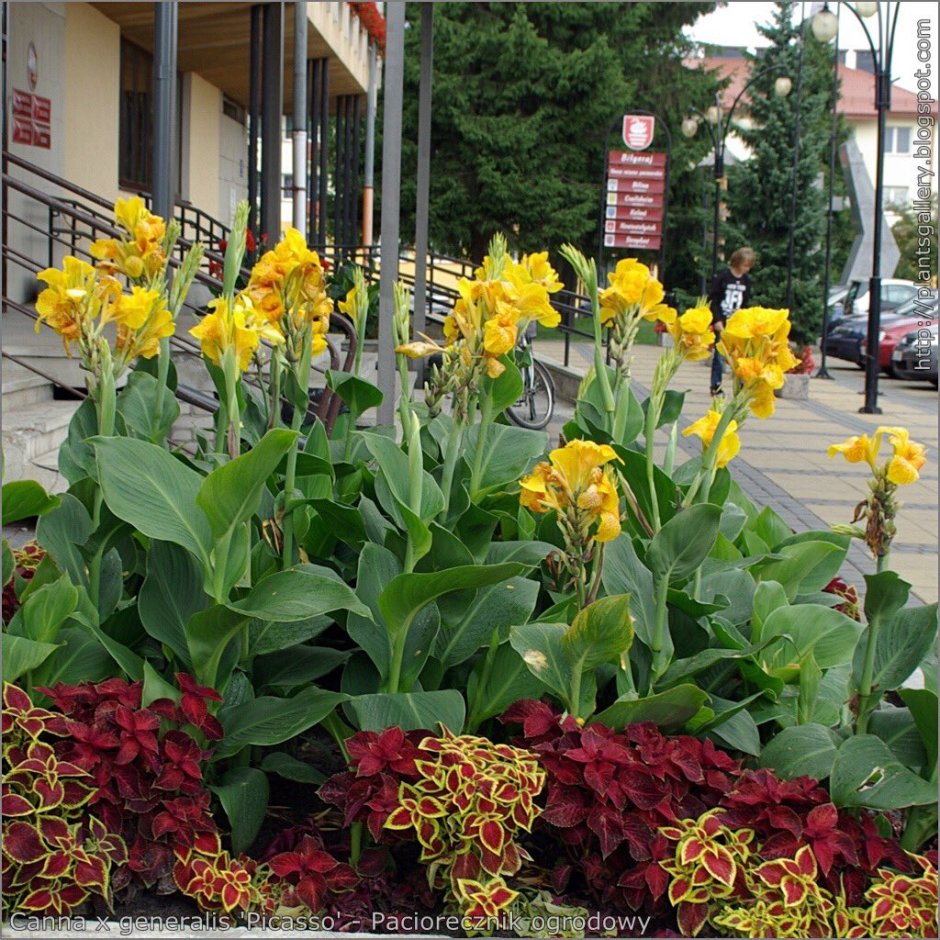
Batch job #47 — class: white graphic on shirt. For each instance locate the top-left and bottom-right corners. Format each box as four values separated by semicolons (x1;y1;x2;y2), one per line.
721;283;747;318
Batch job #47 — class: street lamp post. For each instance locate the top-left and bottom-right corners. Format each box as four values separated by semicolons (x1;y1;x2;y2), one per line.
814;1;901;413
682;66;792;283
813;2;841;380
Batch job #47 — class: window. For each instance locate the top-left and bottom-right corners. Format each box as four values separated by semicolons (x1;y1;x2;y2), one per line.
884;186;909;208
282;173;293;197
885;126;911;154
119;40;153;190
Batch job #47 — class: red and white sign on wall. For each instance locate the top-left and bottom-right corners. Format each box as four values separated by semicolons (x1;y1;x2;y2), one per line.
12;88;51;149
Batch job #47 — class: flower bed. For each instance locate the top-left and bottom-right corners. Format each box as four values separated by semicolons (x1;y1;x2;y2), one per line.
2;202;936;937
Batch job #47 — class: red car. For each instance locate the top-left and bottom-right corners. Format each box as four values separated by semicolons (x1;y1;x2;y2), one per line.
860;317;919;377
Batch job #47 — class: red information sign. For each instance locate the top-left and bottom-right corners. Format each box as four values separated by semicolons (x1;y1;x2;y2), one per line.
12;88;51;149
622;114;655;151
605;189;660;208
604;204;663;222
604;233;662;251
605;176;665;195
605;219;663;237
606;164;666;181
607;150;667;168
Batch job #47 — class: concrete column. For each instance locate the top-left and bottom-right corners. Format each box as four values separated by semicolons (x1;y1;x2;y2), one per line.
362;42;378;247
248;4;262;232
412;4;433;355
376;1;405;425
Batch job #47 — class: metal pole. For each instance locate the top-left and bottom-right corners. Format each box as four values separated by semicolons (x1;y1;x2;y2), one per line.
344;95;355;252
377;0;405;426
260;1;283;242
785;2;807;312
152;2;178;224
817;4;841;381
248;5;262;233
862;62;888;413
334;95;345;252
413;2;434;366
307;59;320;245
362;42;378;246
292;2;307;231
318;57;329;253
351;94;361;248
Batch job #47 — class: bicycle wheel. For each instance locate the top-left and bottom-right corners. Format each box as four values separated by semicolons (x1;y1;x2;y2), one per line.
507;360;555;430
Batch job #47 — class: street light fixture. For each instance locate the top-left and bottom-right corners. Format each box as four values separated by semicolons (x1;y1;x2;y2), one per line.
814;0;901;414
683;64;791;282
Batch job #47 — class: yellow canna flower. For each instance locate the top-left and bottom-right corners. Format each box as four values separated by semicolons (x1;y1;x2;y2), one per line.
115;288;173;360
396;339;445;359
483;307;519;359
520;440;623;542
827;433;880;469
666;305;715;362
683;409;741;468
516;252;563;293
190;295;282;372
723;306;789;340
880;426;927;485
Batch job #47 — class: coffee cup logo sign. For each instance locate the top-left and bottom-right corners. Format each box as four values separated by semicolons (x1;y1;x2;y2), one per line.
622;114;655;152
27;42;38;91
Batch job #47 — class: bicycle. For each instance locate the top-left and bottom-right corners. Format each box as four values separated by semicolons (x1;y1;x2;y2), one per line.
506;324;555;430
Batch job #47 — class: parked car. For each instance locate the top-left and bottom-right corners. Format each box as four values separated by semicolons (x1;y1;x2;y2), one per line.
861;317;923;376
891;324;939;386
836;278;919;321
822;293;938;366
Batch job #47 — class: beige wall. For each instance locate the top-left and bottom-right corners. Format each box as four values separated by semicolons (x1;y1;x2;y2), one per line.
63;3;120;201
181;72;221;219
308;1;370;93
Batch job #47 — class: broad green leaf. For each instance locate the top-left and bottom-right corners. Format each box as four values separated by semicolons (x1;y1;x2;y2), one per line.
869;707;929;773
94;437;212;568
647;504;722;585
751;541;843;601
36;494;93;588
752;506;792;549
564;595;634;672
863;570;912;623
253;646;349;690
210;767;269;855
139;540;207;667
2;481;59;525
660;639;781;688
308;499;367;547
58;398;98;485
141;662;181;708
348;690;465;733
602;534;657;648
31;626;112;690
899;688;939;770
751;580;789;643
378;563;526;643
854;602;938;694
19;575;78;644
594;685;709;730
830;734;937;810
509;622;569;704
486;359;524;415
2;634;61;683
116;371;179;442
709;709;761;756
464;423;548;495
326;370;383;421
363;432;444;522
197;429;297;541
69;610;145;681
2;540;13;586
347;544;402;679
436;577;539;668
696;566;755;625
260;752;326;785
248;616;333;657
776;531;851;592
215;687;348;758
228;567;369;622
186;604;249;689
762;604;863;670
466;643;549;727
759;724;840;781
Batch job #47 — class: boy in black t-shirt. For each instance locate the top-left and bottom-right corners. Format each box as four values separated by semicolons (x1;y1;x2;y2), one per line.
707;247;755;395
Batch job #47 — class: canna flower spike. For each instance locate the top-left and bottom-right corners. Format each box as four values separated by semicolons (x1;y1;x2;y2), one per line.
683;408;741;469
828;425;928;562
90;196;168;282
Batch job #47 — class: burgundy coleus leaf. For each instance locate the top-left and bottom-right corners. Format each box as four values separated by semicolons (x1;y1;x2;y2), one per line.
2;821;46;863
500;699;562;740
20;884;88;915
155;732;207;792
61;719;121;769
112;706;160;766
541;785;588;828
73;854;108;891
347;727;420;778
586;804;626;858
2;787;36;817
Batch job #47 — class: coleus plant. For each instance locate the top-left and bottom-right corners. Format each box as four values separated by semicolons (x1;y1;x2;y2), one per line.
1;683;127;916
38;676;221;893
383;727;545;924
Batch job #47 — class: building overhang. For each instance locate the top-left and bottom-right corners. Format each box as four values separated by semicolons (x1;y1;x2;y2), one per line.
91;1;371;109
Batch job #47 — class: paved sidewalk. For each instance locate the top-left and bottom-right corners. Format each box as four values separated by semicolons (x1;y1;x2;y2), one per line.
537;339;938;605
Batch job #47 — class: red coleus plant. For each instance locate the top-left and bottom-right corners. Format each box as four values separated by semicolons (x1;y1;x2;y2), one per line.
318;726;426;841
267;833;359;912
717;768;911;906
38;675;221;894
2;541;44;624
1;684;128;916
501;700;742;916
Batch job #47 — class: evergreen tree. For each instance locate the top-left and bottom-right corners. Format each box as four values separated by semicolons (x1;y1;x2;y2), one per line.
391;2;718;294
725;1;833;342
891;195;938;282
